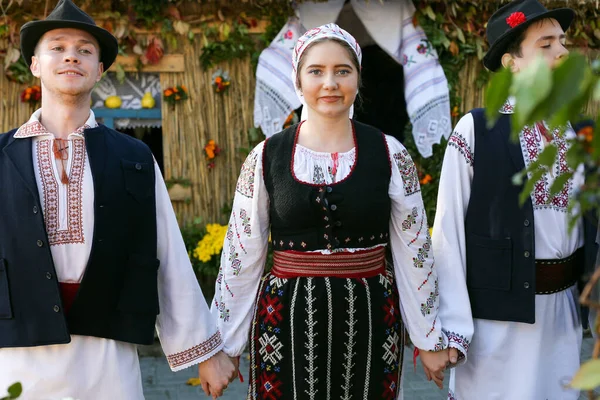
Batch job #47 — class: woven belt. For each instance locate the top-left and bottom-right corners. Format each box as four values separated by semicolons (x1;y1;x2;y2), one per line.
535;248;583;294
271;247;386;279
59;282;80;315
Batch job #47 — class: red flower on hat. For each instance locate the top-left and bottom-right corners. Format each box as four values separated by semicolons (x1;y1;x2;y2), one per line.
506;12;527;28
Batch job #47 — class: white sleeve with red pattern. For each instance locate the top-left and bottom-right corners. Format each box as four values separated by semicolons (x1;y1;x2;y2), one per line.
385;134;446;351
432;113;476;361
154;162;224;372
210;142;271;357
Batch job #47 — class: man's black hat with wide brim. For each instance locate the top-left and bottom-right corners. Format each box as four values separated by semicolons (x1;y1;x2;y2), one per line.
20;0;118;69
484;0;574;72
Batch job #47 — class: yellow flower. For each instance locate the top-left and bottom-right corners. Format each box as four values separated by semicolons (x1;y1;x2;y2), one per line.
193;223;228;263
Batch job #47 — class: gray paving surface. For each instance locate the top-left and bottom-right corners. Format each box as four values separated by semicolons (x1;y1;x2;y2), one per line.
140;336;598;400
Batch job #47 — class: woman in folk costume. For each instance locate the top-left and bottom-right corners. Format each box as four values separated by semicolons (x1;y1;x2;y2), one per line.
432;0;596;399
212;24;470;399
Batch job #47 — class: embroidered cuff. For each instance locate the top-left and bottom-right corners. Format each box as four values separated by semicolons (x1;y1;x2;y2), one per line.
166;331;224;372
445;330;470;364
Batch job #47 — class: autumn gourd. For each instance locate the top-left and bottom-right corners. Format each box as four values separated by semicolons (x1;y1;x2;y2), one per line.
104;95;122;109
141;92;155;109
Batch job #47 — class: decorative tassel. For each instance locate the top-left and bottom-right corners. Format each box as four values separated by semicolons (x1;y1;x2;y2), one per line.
53;139;70;185
413;347;419;373
61;169;69;185
237;356;244;382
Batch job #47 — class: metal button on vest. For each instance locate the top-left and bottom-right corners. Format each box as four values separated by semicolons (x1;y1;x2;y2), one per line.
524;219;530;227
36;240;44;247
326;186;333;193
46;272;52;280
330;204;337;211
523;282;530;289
335;221;342;227
135;163;142;170
53;305;60;313
524;251;530;258
33;205;38;214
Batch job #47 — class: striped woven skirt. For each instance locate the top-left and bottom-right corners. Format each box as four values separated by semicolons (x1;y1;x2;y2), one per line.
247;247;404;400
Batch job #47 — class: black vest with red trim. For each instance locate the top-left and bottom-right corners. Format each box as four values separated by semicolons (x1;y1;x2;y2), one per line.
0;124;159;347
263;121;391;252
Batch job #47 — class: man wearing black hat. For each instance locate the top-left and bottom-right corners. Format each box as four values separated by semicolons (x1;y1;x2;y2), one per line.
432;0;596;399
0;0;236;398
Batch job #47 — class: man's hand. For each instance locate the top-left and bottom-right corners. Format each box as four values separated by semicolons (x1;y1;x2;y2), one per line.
198;351;237;399
447;347;459;366
419;349;449;389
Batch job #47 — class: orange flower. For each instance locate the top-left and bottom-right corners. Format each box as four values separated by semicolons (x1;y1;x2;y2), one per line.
164;89;173;97
173;87;179;93
24;93;31;101
180;85;188;93
175;95;181;100
284;112;294;126
420;174;433;185
33;85;40;91
451;106;460;118
578;126;593;143
25;88;33;94
205;140;219;160
215;76;223;84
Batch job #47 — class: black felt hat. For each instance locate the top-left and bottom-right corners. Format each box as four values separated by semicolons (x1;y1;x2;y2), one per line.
483;0;574;71
20;0;118;69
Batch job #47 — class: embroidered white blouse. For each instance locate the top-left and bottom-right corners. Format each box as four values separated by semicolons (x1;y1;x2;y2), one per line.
432;99;585;363
211;132;470;359
0;110;222;400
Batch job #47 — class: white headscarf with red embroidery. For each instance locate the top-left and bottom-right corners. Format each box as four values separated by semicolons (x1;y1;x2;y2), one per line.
291;23;362;119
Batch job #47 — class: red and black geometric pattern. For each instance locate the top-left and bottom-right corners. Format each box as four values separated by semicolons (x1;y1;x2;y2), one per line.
448;131;474;166
247;263;403;399
519;125;572;212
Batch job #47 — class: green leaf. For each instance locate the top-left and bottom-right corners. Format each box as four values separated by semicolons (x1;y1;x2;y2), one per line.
424;6;436;21
519;168;545;206
549;171;573;198
7;382;22;398
511;171;524;186
536;144;558;168
222;23;231;40
569;359;600;390
543;53;589;127
115;63;126;84
456;27;465;44
511;55;552;132
476;38;484;60
484;67;512;128
565;144;583;170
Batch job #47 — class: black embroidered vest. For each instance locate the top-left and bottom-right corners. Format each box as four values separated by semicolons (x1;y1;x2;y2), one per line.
263;121;391;251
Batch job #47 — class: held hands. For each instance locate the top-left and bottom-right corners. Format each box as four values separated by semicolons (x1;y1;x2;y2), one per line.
419;347;459;390
198;351;238;399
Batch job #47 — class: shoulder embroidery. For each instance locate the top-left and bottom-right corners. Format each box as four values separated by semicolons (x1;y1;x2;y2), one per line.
393;149;420;196
236;149;259;198
448;131;474;166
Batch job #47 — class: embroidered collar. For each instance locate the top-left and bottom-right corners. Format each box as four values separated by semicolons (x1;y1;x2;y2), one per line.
14;109;98;139
499;97;515;114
